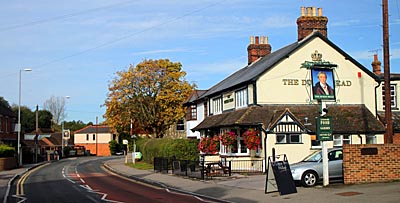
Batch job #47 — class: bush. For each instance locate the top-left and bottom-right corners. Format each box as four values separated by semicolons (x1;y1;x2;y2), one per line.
0;144;15;157
136;137;199;164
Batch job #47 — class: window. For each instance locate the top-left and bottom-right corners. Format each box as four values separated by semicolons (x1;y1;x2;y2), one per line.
333;134;351;146
176;119;184;131
0;116;3;132
210;97;222;114
189;104;197;120
366;135;377;144
382;85;397;108
220;129;258;155
86;134;89;141
235;88;248;108
93;134;96;140
276;134;301;144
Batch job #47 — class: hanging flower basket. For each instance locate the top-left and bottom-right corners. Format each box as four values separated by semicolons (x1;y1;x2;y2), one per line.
242;129;261;150
198;136;220;154
219;131;237;146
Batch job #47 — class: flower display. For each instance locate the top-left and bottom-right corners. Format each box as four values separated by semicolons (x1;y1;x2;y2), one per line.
242;129;261;150
219;131;237;146
198;136;220;154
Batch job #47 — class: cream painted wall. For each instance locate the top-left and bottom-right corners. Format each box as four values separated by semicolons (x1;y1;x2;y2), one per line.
248;84;254;104
74;133;113;144
256;38;378;115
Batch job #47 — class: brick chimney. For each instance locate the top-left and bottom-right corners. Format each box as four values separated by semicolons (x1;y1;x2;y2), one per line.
247;36;271;65
371;54;382;75
297;6;328;41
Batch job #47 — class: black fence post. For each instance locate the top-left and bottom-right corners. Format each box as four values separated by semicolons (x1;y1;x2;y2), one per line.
228;161;231;176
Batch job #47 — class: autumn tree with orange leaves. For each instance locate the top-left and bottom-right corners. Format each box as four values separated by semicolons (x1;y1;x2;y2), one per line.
104;59;195;138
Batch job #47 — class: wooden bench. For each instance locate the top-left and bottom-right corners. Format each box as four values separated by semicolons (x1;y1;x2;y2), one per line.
204;162;230;177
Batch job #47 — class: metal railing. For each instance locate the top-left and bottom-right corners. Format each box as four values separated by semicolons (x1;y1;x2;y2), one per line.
154;157;264;179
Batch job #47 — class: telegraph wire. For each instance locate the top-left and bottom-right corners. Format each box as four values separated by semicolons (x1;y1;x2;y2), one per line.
28;0;227;73
0;0;137;32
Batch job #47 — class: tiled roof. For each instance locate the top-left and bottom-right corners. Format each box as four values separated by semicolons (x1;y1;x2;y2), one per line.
192;104;385;134
74;125;113;134
199;32;379;100
377;111;400;132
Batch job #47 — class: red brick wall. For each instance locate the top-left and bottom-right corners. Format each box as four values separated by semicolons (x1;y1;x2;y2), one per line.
393;133;400;144
78;143;111;156
343;144;400;184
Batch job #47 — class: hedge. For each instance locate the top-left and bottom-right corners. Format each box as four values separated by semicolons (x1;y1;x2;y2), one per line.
136;138;199;164
0;144;15;158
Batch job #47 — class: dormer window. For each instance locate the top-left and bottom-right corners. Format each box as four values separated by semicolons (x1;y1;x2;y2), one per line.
235;88;248;108
210;97;222;115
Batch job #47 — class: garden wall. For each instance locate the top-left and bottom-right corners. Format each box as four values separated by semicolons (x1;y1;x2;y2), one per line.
343;144;400;184
0;157;17;170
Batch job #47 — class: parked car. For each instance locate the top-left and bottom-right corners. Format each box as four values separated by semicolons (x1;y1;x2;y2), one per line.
290;148;343;187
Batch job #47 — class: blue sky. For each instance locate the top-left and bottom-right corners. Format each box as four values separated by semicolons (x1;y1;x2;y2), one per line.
0;0;399;124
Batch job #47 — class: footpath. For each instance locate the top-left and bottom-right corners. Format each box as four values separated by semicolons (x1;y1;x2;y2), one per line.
1;157;400;203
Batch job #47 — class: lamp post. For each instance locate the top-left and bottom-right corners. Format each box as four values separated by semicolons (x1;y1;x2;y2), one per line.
61;96;70;158
17;68;32;166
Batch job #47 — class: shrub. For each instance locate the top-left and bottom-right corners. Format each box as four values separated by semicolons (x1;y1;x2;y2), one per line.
0;144;15;157
136;137;199;164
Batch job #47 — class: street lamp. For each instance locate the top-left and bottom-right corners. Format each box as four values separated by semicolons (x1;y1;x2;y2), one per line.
62;96;70;158
17;68;32;166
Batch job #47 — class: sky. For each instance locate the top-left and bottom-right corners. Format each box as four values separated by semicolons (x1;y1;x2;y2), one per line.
0;0;399;124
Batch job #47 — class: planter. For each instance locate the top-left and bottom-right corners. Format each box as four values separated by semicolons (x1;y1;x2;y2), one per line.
0;157;17;171
250;149;256;157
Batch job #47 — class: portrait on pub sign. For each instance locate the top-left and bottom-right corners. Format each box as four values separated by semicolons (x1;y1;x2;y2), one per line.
311;67;336;101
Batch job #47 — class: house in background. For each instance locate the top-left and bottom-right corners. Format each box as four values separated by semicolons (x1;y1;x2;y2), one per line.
183;90;207;139
74;125;117;156
190;6;386;165
23;128;70;163
0;101;17;146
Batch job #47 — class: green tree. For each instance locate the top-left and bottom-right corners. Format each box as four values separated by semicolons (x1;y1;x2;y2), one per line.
38;110;53;129
104;59;195;138
12;105;35;133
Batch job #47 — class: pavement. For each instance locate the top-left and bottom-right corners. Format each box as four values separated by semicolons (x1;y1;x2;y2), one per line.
2;157;400;203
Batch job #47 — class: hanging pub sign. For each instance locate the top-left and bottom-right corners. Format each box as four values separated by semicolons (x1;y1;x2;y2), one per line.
311;67;336;101
316;116;333;141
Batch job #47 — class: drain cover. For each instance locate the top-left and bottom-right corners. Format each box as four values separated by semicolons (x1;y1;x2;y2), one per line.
336;191;363;196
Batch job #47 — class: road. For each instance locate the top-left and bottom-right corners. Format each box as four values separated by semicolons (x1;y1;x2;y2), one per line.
8;157;213;203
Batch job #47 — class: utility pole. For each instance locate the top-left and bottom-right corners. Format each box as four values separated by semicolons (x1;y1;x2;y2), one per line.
383;0;393;143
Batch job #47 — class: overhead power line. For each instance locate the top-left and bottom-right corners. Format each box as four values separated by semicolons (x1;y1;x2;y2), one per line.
0;0;137;32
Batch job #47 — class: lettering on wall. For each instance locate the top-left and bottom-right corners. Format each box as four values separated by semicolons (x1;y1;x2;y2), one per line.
282;79;352;87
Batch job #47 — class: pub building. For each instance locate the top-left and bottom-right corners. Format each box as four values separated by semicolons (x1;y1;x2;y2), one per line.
185;6;394;166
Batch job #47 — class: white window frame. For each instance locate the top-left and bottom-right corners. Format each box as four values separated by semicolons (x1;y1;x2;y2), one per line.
276;133;301;144
235;88;248;108
333;134;351;146
382;84;397;108
210;97;222;115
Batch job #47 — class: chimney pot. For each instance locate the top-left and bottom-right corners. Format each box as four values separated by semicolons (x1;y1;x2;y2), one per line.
255;36;259;44
301;6;305;16
265;36;269;44
307;7;312;16
312;7;316;16
318;8;322;16
250;36;254;44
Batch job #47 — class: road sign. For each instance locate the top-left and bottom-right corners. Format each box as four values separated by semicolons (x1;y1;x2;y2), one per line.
63;129;70;139
316;116;333;141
